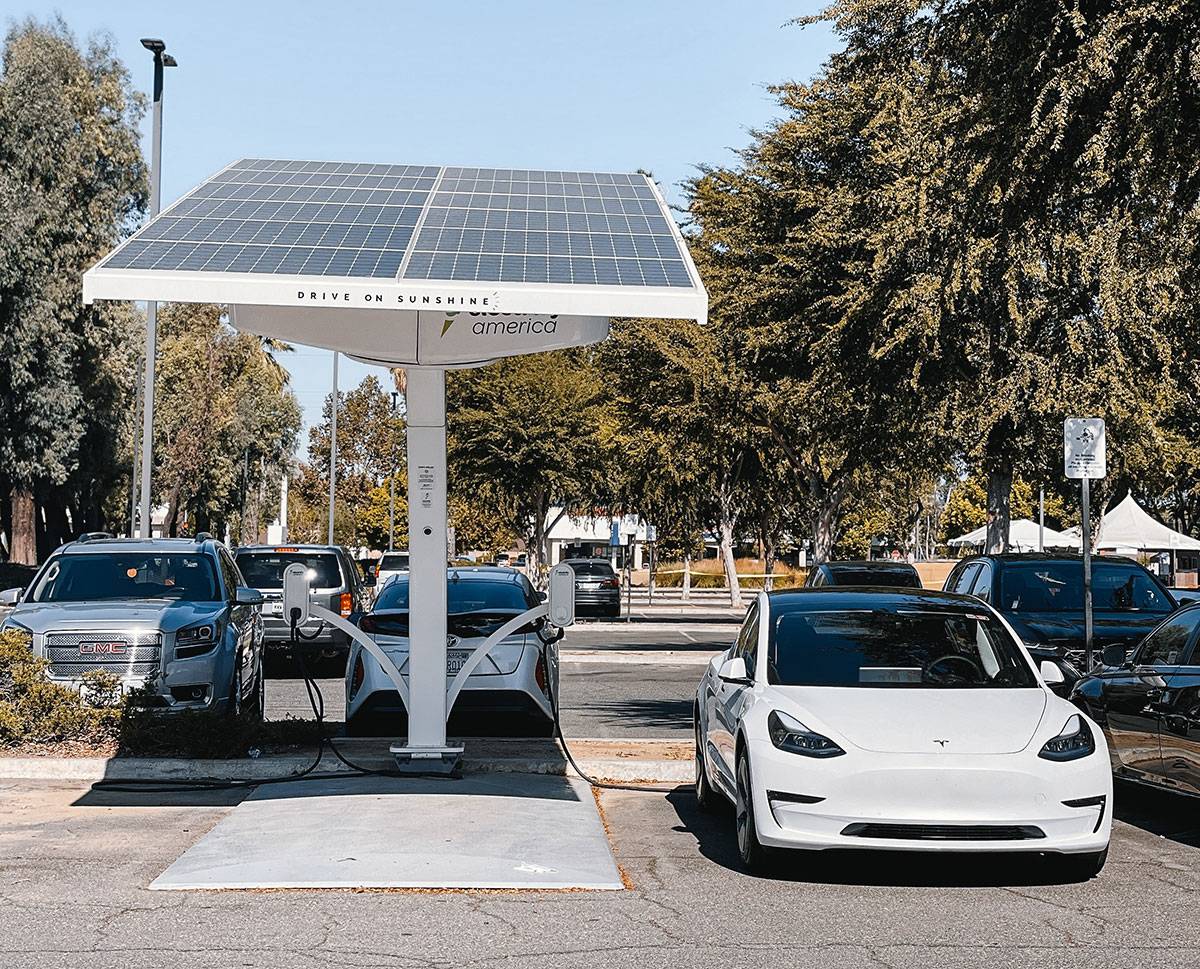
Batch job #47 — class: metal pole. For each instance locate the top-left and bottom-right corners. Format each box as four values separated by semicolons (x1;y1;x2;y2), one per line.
129;368;142;536
327;351;339;546
388;391;398;551
403;367;454;757
1039;486;1045;552
138;52;165;539
1082;476;1094;671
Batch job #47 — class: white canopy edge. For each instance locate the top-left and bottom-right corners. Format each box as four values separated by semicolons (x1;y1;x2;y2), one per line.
83;268;707;323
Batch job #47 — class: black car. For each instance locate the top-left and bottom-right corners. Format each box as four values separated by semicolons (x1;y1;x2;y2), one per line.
944;553;1178;693
805;560;922;589
563;558;621;618
1072;604;1200;797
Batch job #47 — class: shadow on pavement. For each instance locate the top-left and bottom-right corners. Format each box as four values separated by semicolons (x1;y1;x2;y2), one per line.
666;787;1109;887
1113;778;1200;848
572;697;693;731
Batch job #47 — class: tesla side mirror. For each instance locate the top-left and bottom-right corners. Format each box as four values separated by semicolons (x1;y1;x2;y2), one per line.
0;587;22;606
235;587;265;607
1039;660;1065;686
1101;644;1128;668
718;656;750;684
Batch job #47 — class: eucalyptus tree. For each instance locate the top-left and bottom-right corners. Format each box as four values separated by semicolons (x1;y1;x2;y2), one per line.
0;19;146;561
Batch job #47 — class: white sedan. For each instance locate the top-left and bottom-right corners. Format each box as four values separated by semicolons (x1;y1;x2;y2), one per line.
694;587;1112;878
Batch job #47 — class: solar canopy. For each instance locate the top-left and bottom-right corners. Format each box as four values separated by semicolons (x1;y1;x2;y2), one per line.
83;158;707;323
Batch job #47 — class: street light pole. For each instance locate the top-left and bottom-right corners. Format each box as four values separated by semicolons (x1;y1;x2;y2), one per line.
137;39;176;539
327;351;339;546
388;391;398;551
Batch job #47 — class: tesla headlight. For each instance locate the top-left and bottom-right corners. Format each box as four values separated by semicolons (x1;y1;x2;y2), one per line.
1038;714;1095;761
767;710;845;758
175;622;220;658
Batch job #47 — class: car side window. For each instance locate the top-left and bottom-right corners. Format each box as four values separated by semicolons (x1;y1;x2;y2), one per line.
970;562;993;602
808;568;823;587
1136;610;1200;667
735;605;760;682
216;549;240;602
954;562;982;595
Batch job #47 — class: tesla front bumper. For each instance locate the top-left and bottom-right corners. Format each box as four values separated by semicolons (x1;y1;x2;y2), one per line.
747;739;1112;854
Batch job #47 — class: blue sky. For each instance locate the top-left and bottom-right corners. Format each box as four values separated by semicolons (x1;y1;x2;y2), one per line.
5;1;836;440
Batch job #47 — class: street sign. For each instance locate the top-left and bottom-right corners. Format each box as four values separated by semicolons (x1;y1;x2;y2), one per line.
1064;418;1107;479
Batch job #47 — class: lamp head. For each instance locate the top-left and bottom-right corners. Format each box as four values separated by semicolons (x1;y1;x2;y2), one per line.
140;38;166;54
162;54;178;67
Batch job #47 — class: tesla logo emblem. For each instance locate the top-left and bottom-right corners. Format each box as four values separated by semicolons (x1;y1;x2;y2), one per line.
933;739;949;747
447;635;460;648
79;642;126;655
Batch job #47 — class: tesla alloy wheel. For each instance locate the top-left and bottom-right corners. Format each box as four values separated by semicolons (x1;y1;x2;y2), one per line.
735;750;773;873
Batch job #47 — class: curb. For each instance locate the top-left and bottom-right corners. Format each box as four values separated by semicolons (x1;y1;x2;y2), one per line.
0;753;694;785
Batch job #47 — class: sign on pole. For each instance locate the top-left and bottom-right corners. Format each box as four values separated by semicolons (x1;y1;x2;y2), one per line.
1064;418;1106;479
1065;418;1106;673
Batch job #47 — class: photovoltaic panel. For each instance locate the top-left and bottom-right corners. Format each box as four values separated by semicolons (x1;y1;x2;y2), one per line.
94;159;697;289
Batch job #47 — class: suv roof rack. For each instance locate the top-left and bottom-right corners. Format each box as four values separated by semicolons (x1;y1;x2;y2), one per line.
77;531;114;543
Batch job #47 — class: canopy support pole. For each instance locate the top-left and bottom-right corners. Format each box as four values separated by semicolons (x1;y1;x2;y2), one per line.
392;367;461;772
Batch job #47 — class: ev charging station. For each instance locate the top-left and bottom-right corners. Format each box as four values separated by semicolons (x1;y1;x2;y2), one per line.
83;157;708;776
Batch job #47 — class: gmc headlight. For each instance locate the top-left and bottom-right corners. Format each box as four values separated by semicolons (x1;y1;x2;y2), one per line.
767;710;845;758
175;622;220;659
1038;714;1095;761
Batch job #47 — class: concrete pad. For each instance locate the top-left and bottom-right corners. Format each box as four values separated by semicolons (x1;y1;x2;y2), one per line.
149;772;623;891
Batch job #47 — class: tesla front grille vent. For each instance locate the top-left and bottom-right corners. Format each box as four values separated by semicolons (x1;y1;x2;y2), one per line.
841;823;1046;841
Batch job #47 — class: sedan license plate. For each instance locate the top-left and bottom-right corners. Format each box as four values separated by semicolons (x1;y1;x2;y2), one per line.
266;601;283;616
446;649;473;676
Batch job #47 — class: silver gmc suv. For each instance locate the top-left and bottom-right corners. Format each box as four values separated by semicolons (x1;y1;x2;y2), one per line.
0;535;265;715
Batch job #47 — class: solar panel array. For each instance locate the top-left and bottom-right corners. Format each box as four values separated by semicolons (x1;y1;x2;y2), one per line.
97;159;695;288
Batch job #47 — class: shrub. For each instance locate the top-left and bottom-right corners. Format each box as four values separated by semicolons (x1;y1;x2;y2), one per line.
653;559;807;590
0;630;121;748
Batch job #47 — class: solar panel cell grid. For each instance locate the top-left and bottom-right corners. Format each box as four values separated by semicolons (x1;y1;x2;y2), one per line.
97;159;694;287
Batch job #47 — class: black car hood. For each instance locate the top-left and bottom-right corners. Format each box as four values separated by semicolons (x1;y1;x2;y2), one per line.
1004;610;1165;651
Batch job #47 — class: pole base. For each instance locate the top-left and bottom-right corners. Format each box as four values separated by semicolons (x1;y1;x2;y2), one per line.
389;744;464;776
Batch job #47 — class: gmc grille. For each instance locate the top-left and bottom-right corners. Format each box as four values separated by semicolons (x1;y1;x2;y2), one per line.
43;631;162;679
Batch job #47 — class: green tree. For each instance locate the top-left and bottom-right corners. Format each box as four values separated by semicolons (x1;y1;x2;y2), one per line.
0;19;146;562
446;351;613;576
153;303;301;540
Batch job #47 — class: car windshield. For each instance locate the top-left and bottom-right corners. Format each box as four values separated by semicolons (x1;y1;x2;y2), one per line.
829;568;920;588
768;607;1037;688
375;576;533;613
379;553;409;571
235;551;342;590
568;561;615;577
999;561;1173;614
29;553;222;603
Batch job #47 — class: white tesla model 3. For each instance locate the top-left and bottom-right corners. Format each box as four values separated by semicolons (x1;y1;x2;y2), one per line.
694;588;1112;878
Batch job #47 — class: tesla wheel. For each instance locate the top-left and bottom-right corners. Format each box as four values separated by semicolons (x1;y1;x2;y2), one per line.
735;750;773;873
694;717;718;811
1056;848;1108;881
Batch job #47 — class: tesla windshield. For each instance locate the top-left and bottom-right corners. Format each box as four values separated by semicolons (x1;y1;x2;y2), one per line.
999;561;1172;614
29;553;221;603
767;607;1037;688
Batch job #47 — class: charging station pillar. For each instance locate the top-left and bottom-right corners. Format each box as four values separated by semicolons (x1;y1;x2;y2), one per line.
397;366;460;767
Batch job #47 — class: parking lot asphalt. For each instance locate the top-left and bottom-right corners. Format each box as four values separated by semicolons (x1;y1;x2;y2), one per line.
264;621;737;739
2;776;1198;968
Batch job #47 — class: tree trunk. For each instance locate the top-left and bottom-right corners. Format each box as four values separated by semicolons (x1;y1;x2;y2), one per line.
682;554;692;601
984;466;1013;554
813;503;837;564
10;488;37;565
763;535;776;592
164;486;181;538
719;516;742;610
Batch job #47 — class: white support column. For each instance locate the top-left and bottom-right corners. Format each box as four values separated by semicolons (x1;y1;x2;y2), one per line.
398;367;460;767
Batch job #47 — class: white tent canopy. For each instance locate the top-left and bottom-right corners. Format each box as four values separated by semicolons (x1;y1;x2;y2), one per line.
1066;493;1200;553
948;518;1074;552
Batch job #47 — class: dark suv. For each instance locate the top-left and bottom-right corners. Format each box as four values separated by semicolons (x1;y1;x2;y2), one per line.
564;558;621;617
944;553;1178;689
805;560;922;588
234;544;367;660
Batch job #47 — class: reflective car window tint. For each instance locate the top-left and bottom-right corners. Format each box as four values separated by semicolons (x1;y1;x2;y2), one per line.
235;552;342;590
1137;610;1200;666
374;577;533;613
1001;561;1172;614
29;553;221;603
767;606;1037;688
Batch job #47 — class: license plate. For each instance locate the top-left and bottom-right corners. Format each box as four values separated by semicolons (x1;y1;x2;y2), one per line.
266;602;283;616
446;649;473;675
